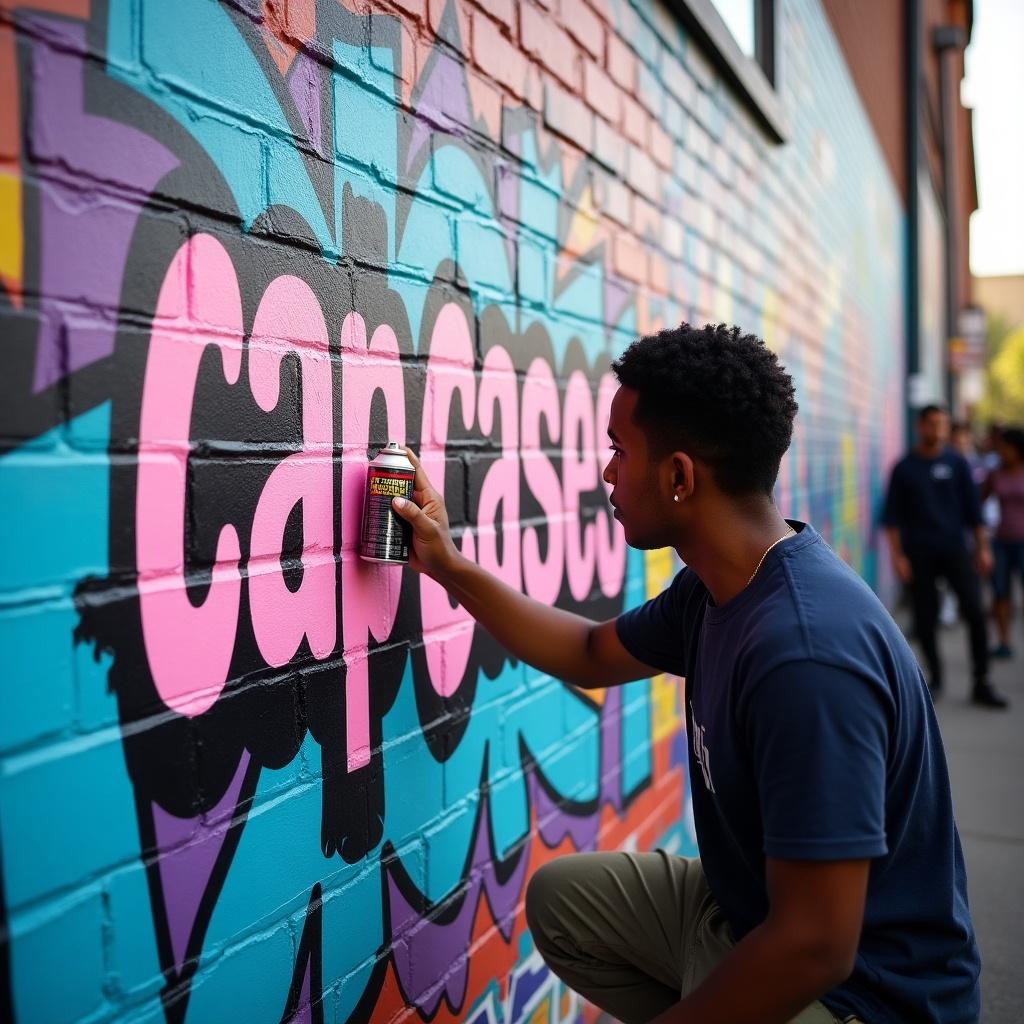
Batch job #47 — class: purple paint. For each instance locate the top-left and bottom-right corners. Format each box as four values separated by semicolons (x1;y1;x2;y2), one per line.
286;956;313;1024
496;163;519;224
473;799;530;941
530;775;599;852
287;53;324;157
406;47;472;177
495;164;520;271
670;723;687;771
26;18;177;392
388;874;473;1015
151;751;252;971
598;688;626;811
387;696;632;1015
509;955;548;1020
530;688;627;851
387;796;529;1015
604;274;634;329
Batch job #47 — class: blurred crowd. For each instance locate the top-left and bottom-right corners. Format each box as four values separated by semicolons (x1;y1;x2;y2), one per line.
952;421;1024;658
883;408;1024;709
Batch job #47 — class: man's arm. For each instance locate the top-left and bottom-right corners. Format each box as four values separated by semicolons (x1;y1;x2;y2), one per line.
885;526;913;583
436;556;656;688
973;525;993;576
652;858;870;1024
390;448;657;689
882;465;912;582
958;459;993;575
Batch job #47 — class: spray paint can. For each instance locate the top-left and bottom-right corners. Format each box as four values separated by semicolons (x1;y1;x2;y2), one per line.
360;442;416;563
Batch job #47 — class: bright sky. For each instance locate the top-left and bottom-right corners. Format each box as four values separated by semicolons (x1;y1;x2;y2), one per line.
963;0;1024;277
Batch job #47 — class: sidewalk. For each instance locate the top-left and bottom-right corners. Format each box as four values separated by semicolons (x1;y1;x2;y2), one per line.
919;607;1024;1023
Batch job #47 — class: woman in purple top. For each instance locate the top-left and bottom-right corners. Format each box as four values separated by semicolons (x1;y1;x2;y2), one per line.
982;427;1024;658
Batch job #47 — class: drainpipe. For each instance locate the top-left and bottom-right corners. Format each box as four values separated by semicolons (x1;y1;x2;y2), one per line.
905;0;921;447
934;25;967;415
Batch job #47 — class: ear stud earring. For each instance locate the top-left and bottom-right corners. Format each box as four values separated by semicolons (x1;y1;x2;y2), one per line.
673;495;680;502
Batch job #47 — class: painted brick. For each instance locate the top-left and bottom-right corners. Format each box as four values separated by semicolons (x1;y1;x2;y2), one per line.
0;29;18;152
560;0;604;59
583;59;620;123
475;0;514;30
662;55;697;107
456;215;516;292
606;30;636;90
516;233;548;306
472;10;527;97
521;2;580;89
675;142;699;192
470;66;504;137
650;251;669;294
621;93;649;147
633;193;661;239
613;230;646;283
687;114;711;164
636;60;664;119
595;170;631;227
593;113;627;175
391;0;427;19
662;214;685;260
0;1;910;1021
651;119;674;170
0;600;75;752
625;144;659;199
428;0;470;53
649;1;685;55
684;33;716;89
6;888;107;1022
543;76;594;152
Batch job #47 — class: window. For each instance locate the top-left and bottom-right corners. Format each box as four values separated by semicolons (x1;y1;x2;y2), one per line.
709;0;756;58
670;0;785;142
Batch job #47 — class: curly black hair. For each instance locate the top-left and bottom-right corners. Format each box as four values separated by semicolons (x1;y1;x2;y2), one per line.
611;323;798;497
1001;427;1024;461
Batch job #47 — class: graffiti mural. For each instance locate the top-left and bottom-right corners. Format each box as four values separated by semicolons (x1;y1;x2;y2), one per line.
0;0;902;1021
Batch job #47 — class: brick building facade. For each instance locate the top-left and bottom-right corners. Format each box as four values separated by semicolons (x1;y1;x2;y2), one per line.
0;1;963;1021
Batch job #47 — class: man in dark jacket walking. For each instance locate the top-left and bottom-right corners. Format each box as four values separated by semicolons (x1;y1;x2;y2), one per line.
883;404;1007;707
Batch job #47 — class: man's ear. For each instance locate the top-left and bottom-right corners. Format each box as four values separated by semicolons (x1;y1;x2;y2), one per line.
669;450;695;502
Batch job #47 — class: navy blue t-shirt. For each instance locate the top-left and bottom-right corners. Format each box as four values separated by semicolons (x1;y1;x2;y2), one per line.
882;449;982;553
616;522;980;1024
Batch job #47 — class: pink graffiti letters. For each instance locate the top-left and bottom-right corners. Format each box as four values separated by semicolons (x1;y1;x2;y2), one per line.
136;232;625;767
137;234;245;717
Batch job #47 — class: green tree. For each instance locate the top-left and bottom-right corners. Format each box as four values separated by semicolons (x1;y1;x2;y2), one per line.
976;321;1024;426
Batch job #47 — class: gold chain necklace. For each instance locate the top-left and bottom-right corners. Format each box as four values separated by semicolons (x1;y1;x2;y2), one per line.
745;527;795;589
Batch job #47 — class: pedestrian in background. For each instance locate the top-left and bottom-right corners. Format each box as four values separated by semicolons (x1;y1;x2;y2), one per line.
951;420;986;486
942;421;984;626
883;404;1008;708
982;427;1024;659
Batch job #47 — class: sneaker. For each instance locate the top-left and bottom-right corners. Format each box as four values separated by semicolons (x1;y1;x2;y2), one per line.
990;643;1014;659
971;682;1009;709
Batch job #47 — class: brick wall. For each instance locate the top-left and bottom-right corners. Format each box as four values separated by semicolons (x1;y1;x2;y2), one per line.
0;1;903;1021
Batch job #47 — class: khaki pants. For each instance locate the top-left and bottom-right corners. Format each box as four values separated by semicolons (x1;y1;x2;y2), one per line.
525;850;864;1024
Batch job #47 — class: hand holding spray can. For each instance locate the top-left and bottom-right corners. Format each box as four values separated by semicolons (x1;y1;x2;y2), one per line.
359;442;416;563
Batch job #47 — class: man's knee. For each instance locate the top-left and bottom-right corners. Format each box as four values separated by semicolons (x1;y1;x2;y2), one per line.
525;857;578;951
524;859;557;942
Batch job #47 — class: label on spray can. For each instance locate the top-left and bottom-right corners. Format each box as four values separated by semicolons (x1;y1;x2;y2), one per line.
360;442;415;563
